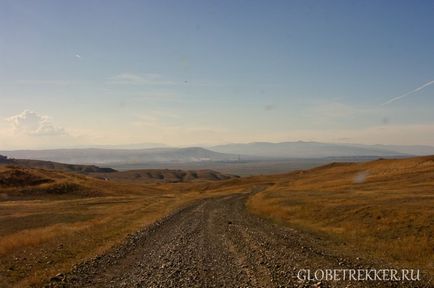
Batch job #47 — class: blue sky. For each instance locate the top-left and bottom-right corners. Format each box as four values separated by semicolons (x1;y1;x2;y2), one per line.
1;0;434;148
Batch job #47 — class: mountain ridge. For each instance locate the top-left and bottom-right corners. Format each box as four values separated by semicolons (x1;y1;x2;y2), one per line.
210;141;412;158
2;142;434;166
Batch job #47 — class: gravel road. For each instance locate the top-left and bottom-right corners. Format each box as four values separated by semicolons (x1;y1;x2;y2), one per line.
47;194;430;288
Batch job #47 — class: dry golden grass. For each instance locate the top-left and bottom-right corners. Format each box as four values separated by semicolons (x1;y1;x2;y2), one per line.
93;168;238;183
2;156;433;286
0;165;248;287
247;156;434;277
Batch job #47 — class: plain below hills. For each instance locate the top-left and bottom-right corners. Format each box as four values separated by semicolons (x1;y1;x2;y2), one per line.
0;147;239;165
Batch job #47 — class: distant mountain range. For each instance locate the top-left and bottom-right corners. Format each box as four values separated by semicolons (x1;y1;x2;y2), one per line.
1;142;433;166
349;144;434;156
210;141;434;158
0;147;238;165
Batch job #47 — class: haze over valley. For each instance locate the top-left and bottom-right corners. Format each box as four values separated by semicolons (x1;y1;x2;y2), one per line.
1;141;434;175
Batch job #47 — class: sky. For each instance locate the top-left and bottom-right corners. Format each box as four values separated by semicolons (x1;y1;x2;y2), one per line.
1;0;434;149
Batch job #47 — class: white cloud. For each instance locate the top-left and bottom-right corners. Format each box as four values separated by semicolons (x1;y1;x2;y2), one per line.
75;54;81;59
108;73;176;85
6;110;66;136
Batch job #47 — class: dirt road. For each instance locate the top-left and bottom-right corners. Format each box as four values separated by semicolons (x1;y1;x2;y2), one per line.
47;194;429;288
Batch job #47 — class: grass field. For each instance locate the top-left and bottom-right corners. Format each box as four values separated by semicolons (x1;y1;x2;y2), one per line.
247;156;434;277
0;165;251;287
1;156;433;286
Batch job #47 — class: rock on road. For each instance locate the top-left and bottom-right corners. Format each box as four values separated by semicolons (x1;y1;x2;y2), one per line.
48;194;428;288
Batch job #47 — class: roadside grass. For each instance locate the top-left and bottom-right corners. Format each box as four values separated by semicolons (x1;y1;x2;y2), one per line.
247;156;434;277
0;166;248;287
2;156;433;286
1;196;191;287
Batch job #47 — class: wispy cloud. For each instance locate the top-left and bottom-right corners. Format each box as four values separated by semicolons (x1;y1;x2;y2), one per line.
108;73;176;85
382;79;434;105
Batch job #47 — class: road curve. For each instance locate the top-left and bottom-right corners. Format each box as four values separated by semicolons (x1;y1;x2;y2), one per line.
47;194;428;288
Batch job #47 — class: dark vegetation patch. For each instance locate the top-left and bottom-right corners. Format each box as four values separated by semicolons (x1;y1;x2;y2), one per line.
0;169;53;187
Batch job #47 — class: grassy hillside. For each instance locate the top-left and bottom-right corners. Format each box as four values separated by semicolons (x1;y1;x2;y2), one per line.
93;169;239;183
247;156;434;276
1;156;433;286
0;155;116;173
0;165;121;200
0;165;247;287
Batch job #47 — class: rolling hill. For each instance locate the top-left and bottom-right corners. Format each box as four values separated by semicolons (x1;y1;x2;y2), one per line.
0;165;112;199
94;169;239;183
0;155;116;173
0;156;239;199
247;155;434;276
